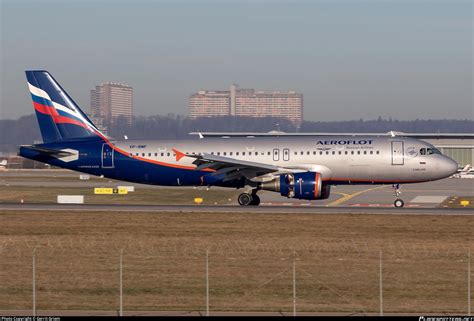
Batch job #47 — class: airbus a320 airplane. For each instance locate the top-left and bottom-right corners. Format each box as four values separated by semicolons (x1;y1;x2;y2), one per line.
19;71;459;208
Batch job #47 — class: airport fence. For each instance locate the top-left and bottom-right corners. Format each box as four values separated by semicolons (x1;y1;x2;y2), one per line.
0;240;472;315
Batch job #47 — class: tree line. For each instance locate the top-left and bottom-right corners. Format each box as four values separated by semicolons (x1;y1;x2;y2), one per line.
1;114;472;154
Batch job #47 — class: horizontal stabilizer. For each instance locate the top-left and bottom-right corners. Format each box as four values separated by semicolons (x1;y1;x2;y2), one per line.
19;145;74;157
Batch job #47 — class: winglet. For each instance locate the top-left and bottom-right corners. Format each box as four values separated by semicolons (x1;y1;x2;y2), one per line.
172;148;186;161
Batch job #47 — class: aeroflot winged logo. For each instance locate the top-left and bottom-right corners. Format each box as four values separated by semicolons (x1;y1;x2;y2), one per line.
316;140;373;145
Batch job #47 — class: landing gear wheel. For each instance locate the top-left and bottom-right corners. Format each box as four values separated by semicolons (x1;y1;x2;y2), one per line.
394;199;404;208
250;194;261;206
238;193;253;206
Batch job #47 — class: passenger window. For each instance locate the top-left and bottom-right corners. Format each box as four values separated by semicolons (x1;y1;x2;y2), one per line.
338;151;342;155
294;151;298;155
230;152;233;156
319;151;323;155
301;151;304;155
351;151;354;155
167;153;170;156
306;151;310;155
236;152;239;156
313;151;316;155
326;151;329;155
155;153;157;156
136;153;139;156
142;153;145;157
332;151;335;155
370;151;373;155
363;151;367;155
255;152;258;156
242;152;245;156
217;152;220;156
420;148;426;155
376;151;380;155
345;151;348;155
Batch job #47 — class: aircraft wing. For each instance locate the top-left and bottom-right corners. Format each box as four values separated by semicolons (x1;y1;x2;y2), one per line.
173;149;289;181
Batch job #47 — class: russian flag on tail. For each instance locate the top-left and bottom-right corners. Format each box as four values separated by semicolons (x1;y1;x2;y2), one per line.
26;70;103;143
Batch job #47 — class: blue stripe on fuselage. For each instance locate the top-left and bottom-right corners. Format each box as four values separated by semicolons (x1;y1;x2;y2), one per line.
18;139;239;187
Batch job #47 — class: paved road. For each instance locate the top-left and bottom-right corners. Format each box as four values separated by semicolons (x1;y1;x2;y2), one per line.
0;203;472;215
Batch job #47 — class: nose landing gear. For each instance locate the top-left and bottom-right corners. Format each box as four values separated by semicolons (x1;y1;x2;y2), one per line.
392;184;404;208
237;190;261;206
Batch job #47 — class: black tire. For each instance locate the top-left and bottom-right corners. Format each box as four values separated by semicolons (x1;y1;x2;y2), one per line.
394;199;404;208
238;193;253;206
250;194;261;206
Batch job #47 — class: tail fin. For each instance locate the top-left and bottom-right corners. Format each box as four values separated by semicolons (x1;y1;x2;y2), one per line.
26;70;103;143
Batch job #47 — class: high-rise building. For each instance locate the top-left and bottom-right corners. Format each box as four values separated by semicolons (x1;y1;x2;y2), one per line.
189;84;303;127
90;82;133;127
189;90;231;119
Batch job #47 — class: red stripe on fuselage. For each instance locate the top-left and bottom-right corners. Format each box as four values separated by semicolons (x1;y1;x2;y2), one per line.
104;140;214;172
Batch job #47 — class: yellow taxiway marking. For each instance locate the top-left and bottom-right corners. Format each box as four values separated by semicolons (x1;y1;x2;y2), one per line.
333;192;350;197
327;185;390;207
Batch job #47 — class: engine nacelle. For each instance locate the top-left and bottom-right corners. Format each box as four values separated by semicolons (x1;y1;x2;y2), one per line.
260;172;331;200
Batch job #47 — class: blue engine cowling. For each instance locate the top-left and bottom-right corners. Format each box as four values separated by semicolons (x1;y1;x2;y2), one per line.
279;172;330;200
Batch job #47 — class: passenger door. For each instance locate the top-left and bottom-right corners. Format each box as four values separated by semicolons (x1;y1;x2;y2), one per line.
391;141;404;165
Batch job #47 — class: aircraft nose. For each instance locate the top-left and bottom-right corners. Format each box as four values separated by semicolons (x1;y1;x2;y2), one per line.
442;157;459;177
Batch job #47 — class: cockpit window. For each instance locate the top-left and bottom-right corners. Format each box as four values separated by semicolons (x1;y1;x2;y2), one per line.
427;148;441;155
420;147;441;155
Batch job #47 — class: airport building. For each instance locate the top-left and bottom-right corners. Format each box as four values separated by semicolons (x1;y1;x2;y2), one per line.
90;82;133;127
189;84;303;127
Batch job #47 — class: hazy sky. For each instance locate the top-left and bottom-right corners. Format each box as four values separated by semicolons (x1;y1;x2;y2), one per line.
1;0;472;121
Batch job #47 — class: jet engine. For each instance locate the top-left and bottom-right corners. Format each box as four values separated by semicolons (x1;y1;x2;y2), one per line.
260;172;331;200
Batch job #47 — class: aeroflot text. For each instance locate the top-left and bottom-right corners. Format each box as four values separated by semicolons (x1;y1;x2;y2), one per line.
316;140;373;145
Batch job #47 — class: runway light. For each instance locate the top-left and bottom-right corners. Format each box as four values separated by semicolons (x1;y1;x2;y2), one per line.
460;200;470;207
194;197;203;205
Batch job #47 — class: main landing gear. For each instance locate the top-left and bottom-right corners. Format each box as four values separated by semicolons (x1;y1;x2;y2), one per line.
238;190;261;206
392;184;404;208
